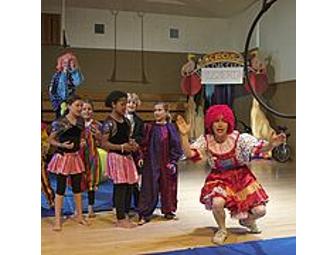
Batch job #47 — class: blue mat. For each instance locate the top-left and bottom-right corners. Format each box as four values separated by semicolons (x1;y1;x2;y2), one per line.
148;236;296;255
41;174;160;217
42;174;115;217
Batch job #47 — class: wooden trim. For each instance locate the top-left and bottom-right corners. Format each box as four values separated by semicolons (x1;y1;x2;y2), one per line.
42;90;187;102
269;79;296;86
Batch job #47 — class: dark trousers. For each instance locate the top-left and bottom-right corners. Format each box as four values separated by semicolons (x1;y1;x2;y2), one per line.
138;169;177;219
56;173;82;195
132;183;140;208
88;190;95;206
113;183;133;220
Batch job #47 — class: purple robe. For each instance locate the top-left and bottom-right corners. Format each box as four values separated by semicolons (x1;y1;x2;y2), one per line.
137;122;183;219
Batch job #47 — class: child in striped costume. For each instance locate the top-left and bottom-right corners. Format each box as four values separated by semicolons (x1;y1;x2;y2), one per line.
80;99;103;218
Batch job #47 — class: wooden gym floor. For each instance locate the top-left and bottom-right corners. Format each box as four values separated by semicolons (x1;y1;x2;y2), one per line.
41;158;296;255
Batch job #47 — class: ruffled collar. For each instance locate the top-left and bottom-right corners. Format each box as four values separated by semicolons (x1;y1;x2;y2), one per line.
206;131;239;155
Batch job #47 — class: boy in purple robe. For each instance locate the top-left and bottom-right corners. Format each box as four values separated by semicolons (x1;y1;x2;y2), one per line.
137;102;183;225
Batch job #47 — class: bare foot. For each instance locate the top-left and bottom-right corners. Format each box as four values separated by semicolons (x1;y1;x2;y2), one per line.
88;211;96;218
52;219;62;231
76;216;89;226
115;219;137;229
88;207;96;218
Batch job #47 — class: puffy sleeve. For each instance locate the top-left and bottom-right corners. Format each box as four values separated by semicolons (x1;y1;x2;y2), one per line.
190;135;206;150
50;119;65;137
101;120;112;136
48;72;62;111
69;69;84;87
189;135;206;162
236;133;266;164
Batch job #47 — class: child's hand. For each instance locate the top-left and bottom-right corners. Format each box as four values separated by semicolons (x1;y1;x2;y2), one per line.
166;163;177;175
62;141;74;149
270;133;286;147
176;115;190;136
122;143;137;152
138;159;144;168
80;139;87;148
129;139;139;151
69;61;76;70
91;125;102;139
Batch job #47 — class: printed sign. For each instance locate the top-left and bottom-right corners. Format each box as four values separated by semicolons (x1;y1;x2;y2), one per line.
201;67;243;84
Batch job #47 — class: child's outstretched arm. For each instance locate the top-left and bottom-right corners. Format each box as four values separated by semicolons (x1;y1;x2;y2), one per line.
176;115;196;159
258;132;287;153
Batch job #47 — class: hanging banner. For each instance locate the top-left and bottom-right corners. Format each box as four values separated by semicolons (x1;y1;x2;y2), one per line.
201;67;243;84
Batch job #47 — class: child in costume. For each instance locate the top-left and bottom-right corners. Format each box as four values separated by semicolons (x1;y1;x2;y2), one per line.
80;99;103;218
137;102;183;225
49;52;84;118
47;95;88;231
175;104;286;245
41;122;55;208
125;93;144;212
101;91;139;228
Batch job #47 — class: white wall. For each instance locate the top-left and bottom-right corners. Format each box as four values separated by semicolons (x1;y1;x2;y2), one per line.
227;0;296;82
259;0;296;82
42;4;233;54
226;1;261;51
42;1;295;81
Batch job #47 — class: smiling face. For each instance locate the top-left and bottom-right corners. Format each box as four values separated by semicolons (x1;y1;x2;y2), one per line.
153;103;167;123
127;99;137;113
112;97;127;117
81;102;93;120
68;99;83;117
211;115;229;139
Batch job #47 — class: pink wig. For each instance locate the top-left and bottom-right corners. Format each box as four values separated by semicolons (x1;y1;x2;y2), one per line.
55;52;78;71
205;104;235;134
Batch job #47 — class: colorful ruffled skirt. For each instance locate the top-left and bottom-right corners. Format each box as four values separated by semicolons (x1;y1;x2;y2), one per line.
48;152;85;175
200;166;269;219
106;152;138;184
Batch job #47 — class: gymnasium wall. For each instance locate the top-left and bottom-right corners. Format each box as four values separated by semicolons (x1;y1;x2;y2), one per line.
234;80;296;157
41;6;233;53
42;46;189;95
259;0;296;83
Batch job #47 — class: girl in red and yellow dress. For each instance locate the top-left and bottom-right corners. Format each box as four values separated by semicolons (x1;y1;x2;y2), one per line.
176;104;286;245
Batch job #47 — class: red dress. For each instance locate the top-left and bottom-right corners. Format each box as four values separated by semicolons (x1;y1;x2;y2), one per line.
191;131;269;219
